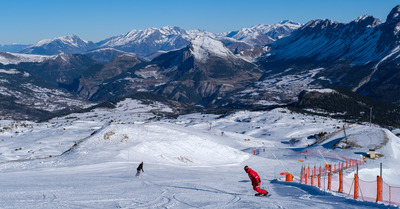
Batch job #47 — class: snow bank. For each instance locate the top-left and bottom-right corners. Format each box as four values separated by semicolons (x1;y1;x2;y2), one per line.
78;123;249;167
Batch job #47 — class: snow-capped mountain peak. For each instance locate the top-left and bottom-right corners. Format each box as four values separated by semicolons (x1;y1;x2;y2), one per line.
33;34;88;48
21;34;97;55
98;26;193;59
352;15;382;27
101;26;190;46
189;36;234;62
220;21;302;51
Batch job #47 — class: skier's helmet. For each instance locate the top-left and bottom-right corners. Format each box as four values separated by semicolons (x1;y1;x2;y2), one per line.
244;166;249;172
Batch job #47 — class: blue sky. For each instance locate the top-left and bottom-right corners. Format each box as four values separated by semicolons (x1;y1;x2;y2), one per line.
1;0;400;44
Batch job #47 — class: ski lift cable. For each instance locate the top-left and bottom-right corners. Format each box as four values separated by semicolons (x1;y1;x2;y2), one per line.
267;146;290;174
318;149;329;165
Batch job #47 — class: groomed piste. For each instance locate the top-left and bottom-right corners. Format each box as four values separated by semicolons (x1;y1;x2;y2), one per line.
0;98;399;208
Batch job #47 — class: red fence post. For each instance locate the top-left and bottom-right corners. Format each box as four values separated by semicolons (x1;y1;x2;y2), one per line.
376;176;382;202
305;173;308;185
300;166;303;184
311;170;314;186
318;174;321;188
339;170;343;193
328;172;331;190
326;164;331;190
354;173;358;199
314;166;316;177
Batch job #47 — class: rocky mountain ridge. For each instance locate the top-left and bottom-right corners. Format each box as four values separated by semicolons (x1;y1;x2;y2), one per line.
1;5;400;121
6;21;301;61
257;5;400;105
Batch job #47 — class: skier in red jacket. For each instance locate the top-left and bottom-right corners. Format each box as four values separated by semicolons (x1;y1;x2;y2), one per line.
244;166;268;196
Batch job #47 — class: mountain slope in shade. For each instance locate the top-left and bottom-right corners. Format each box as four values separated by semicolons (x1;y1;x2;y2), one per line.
17;53;96;86
77;37;262;106
263;16;382;63
21;35;98;55
84;48;135;64
0;66;92;120
257;5;400;105
75;54;142;100
147;36;262;106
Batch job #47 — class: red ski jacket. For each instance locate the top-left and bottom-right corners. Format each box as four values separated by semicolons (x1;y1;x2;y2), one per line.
246;168;261;184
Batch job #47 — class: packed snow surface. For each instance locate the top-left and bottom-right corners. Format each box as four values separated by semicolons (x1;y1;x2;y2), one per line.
0;98;399;208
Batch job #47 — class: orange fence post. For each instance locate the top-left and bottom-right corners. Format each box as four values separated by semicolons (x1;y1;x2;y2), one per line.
305;173;308;185
301;167;303;183
308;166;310;177
339;170;343;193
314;166;316;177
311;170;314;186
334;164;336;172
354;173;358;199
319;166;322;176
300;166;303;184
318;174;321;188
376;176;382;202
328;172;331;190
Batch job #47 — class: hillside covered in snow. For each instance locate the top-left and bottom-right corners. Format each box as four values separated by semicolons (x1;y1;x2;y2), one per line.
0;97;399;208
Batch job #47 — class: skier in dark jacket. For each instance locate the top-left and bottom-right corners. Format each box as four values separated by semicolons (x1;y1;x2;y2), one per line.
244;166;268;196
136;162;144;176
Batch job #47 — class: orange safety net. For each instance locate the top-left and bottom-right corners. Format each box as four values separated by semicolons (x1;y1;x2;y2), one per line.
383;180;400;206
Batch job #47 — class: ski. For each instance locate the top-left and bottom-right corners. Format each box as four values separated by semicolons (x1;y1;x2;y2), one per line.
255;193;271;197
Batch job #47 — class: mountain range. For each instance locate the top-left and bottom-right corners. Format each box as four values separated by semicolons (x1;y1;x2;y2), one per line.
8;21;301;61
258;5;400;106
1;5;400;121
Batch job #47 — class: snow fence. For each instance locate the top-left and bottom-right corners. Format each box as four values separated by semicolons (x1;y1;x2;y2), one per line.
297;160;400;207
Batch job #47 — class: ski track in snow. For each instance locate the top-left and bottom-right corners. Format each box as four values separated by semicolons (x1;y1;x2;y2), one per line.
0;100;399;208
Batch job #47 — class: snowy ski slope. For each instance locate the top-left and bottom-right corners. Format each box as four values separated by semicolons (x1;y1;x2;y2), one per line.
0;98;399;208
